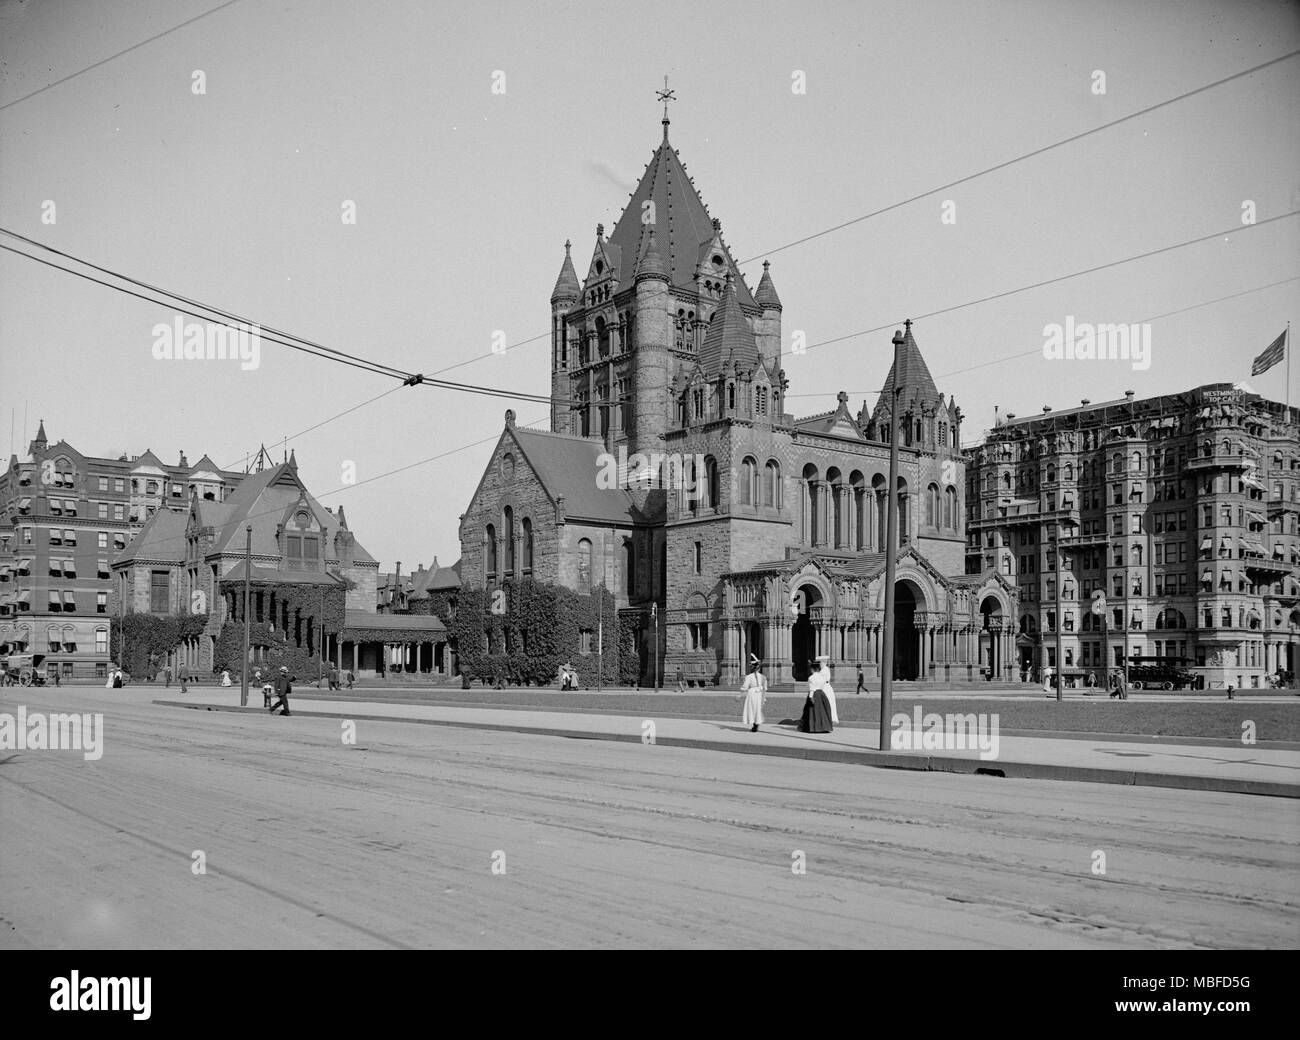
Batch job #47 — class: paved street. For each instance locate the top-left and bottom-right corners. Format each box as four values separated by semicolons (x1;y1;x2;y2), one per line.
2;686;1298;948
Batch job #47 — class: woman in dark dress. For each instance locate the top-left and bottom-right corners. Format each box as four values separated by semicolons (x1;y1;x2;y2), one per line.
798;661;834;733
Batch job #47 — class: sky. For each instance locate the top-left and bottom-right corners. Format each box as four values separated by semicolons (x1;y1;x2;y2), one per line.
1;0;1298;571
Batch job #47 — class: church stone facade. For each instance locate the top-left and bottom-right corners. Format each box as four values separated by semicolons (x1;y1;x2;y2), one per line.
459;114;1016;687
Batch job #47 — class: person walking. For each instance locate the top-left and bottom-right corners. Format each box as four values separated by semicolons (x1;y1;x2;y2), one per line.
261;674;274;709
740;655;767;732
111;669;124;689
1043;663;1055;697
268;665;293;716
346;669;355;690
329;665;339;691
163;664;172;688
855;664;866;695
675;665;686;693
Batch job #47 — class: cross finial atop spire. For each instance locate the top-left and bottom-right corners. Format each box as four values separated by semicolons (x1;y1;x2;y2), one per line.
656;75;676;137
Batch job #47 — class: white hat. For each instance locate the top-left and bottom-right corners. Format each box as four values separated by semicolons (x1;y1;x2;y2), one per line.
815;654;831;663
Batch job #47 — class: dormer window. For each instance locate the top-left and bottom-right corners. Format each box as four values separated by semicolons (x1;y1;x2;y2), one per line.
595;260;603;275
711;254;722;266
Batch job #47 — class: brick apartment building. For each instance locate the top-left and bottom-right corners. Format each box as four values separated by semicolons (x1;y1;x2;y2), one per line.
963;385;1300;690
0;421;245;678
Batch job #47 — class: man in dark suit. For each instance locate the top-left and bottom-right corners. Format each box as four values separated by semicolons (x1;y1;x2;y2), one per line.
269;666;293;716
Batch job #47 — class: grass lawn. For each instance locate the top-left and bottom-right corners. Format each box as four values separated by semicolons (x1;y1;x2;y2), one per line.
299;687;1300;743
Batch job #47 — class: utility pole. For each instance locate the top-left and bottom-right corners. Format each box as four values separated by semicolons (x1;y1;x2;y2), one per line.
240;524;251;707
880;326;905;750
318;586;325;689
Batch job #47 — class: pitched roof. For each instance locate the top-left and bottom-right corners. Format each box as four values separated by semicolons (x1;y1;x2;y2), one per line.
206;462;377;564
603;128;757;307
429;558;461;590
343;610;446;634
698;276;759;378
510;427;638;525
794;392;865;440
112;506;188;566
874;322;940;420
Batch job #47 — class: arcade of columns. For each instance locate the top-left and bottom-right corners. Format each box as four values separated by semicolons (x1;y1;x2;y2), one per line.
799;478;905;551
716;586;1016;687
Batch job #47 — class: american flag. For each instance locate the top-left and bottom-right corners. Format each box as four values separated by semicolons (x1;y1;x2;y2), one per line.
1251;328;1287;376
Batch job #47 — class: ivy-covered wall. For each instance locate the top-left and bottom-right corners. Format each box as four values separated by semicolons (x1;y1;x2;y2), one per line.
109;612;209;678
451;578;639;687
213;580;346;678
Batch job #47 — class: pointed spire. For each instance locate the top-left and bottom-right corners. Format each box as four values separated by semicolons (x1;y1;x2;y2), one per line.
337;504;349;530
550;239;580;303
287;449;298;472
873;319;941;424
699;272;759;378
635;231;668;282
755;260;782;310
32;420;47;451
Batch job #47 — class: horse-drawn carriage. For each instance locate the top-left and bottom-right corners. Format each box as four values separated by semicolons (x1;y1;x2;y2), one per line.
1;653;47;687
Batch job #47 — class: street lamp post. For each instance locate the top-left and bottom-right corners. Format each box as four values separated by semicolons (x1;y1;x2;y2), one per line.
652;601;660;691
879;326;905;751
1053;534;1063;701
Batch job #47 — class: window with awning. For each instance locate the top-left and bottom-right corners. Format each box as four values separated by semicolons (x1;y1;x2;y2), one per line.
62;590;76;610
1247;510;1265;526
1275;543;1286;557
16;559;31;575
47;592;61;611
17;498;31;513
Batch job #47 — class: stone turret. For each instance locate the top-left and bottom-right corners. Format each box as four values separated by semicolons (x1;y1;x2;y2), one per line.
550;240;580;433
754;260;782;366
632;232;671;457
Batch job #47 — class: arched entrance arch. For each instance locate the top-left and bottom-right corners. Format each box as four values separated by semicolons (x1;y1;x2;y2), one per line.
979;594;1007;681
791;582;824;681
892;579;925;680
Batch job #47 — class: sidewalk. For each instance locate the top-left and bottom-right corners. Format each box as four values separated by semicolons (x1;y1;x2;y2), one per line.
153;692;1300;799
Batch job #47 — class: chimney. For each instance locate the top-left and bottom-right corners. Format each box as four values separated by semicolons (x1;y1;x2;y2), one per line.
1125;390;1135;401
1081;399;1090;407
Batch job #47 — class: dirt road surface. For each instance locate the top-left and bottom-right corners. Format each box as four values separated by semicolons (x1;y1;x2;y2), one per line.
2;688;1296;948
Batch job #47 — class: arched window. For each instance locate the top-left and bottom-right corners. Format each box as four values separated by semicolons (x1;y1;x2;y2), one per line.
765;460;780;508
596;316;610;357
503;506;515;574
728;383;736;411
1131;544;1143;566
624;538;635;596
1131;451;1142;472
945;485;957;528
522;517;534;573
704;456;720;510
740;457;757;505
485;524;497;576
926;483;939;526
578;538;593;594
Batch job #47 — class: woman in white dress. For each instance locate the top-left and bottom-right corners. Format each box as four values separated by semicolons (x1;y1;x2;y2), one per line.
741;655;767;732
810;655;838;724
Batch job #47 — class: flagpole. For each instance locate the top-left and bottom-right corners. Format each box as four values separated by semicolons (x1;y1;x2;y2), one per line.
1287;321;1292;419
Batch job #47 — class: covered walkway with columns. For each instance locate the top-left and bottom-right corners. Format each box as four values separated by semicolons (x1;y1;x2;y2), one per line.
338;610;449;680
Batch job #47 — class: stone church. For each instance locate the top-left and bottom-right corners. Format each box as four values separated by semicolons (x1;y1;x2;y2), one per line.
458;112;1017;687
